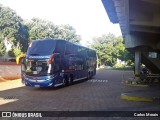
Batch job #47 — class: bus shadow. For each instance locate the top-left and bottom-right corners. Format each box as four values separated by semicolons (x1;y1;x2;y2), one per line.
0;85;65;110
0;78;94;111
37;78;90;91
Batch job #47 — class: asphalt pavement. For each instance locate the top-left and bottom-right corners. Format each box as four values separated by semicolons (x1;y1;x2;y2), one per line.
0;69;159;120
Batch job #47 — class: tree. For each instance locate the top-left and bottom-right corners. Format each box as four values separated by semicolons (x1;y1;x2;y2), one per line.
56;24;81;43
0;4;29;56
112;36;125;60
91;33;117;66
16;24;29;52
25;18;81;43
8;44;22;57
0;4;81;58
0;34;6;56
119;49;134;66
91;33;134;66
25;18;57;42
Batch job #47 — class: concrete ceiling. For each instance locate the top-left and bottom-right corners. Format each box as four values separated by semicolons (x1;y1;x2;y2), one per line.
102;0;160;46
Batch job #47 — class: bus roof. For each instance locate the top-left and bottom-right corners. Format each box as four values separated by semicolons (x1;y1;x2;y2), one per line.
26;38;96;57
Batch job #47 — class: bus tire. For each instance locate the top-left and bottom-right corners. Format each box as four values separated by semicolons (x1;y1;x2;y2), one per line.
87;72;91;80
68;76;71;85
70;74;74;85
63;78;66;86
90;71;93;79
63;76;69;86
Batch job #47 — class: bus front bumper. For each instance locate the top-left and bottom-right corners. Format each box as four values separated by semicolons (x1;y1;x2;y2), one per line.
24;77;54;87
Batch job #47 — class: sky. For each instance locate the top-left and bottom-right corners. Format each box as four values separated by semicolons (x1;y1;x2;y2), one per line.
0;0;122;46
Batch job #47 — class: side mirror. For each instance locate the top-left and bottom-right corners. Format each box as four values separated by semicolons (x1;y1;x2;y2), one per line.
20;58;25;64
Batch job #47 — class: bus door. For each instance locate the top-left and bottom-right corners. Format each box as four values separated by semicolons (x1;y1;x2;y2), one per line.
52;54;63;84
20;57;27;83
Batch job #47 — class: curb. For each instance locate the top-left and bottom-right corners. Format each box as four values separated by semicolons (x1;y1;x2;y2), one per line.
122;83;149;87
121;93;153;102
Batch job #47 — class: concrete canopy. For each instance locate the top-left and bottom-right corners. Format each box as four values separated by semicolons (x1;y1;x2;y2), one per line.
102;0;160;73
102;0;160;50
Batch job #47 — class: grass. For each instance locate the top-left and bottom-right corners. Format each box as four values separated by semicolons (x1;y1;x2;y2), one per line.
106;66;133;71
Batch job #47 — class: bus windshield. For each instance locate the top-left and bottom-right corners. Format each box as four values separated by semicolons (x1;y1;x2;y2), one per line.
25;60;50;76
27;39;56;56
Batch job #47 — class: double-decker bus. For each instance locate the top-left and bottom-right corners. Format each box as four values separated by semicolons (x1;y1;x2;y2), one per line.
17;39;97;88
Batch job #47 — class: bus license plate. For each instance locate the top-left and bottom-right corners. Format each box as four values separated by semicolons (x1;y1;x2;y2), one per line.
35;85;40;87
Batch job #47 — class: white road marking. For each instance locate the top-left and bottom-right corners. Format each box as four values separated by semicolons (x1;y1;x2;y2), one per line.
87;79;108;83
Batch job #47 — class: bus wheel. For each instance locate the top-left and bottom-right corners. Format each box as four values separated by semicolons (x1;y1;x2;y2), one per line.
90;72;93;79
63;78;66;86
70;75;74;85
68;76;73;85
63;76;68;86
87;72;91;80
68;76;71;85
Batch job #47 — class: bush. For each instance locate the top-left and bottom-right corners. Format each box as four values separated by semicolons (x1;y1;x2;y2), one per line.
0;39;6;56
8;46;22;57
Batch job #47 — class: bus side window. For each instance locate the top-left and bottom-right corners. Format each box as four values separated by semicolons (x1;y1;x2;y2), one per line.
69;55;75;65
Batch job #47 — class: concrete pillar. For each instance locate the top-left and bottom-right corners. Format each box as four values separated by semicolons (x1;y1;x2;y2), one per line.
134;50;141;82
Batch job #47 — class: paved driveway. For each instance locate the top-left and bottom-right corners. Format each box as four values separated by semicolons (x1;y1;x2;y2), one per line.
0;69;159;120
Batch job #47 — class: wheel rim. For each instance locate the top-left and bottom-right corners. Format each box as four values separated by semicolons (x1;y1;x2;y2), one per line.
63;78;66;86
68;77;71;84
